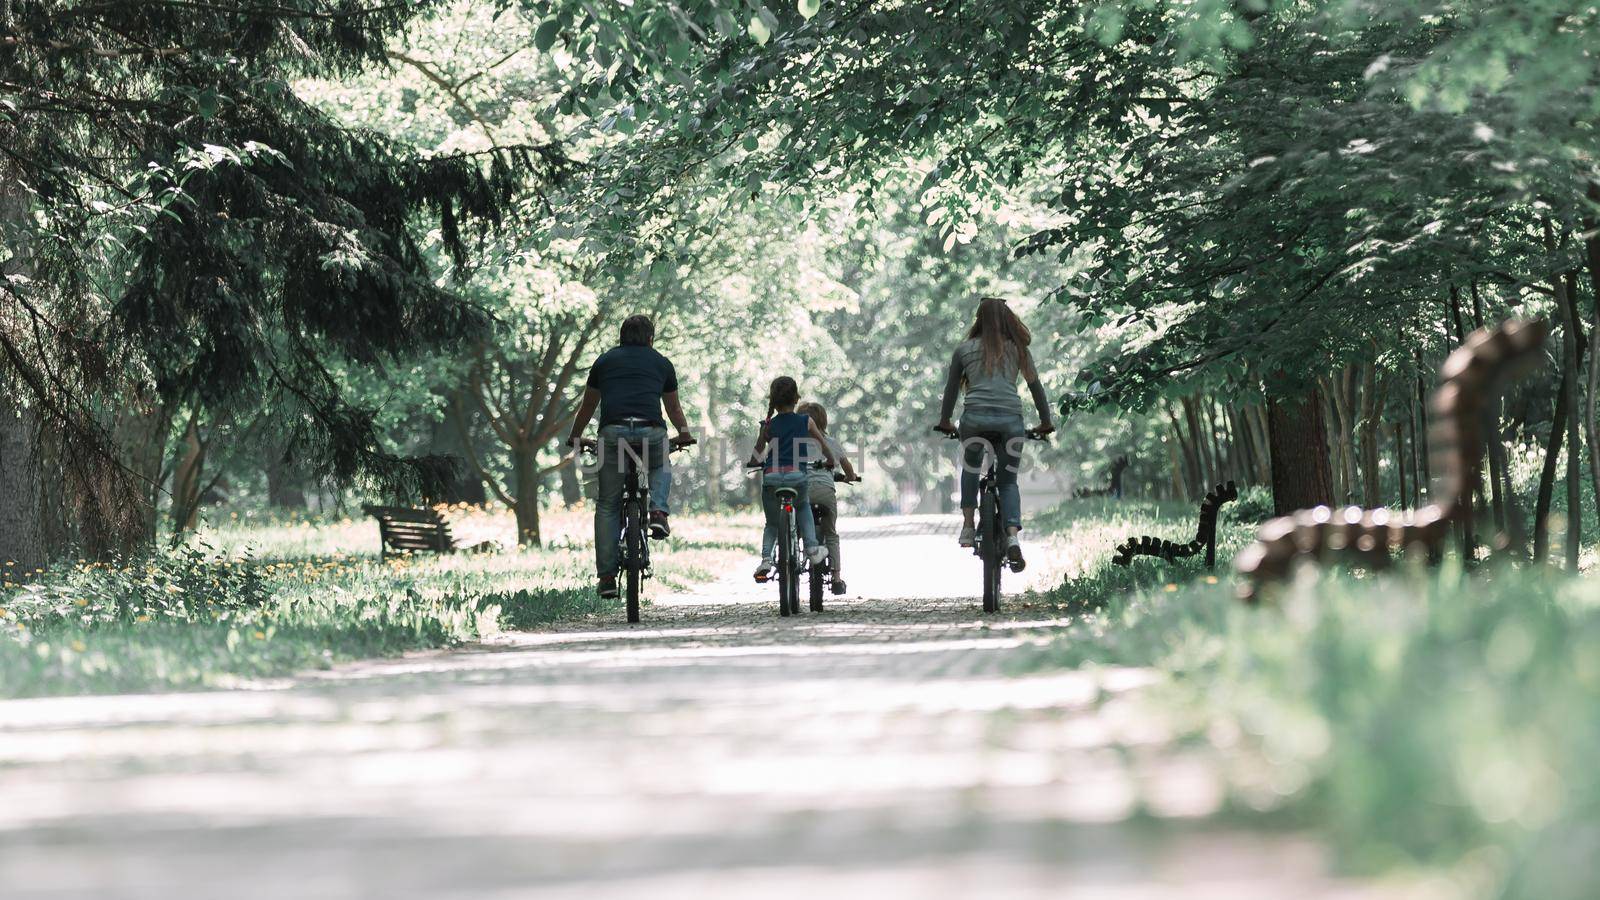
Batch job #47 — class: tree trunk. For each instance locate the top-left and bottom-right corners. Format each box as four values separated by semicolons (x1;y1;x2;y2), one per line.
1466;283;1506;530
264;443;307;509
1322;373;1356;504
1406;392;1421;506
1182;397;1212;491
170;417;207;538
0;404;46;573
1358;364;1383;507
558;456;582;507
1584;184;1600;537
1414;358;1432;499
1557;274;1584;571
1394;422;1407;509
512;444;541;546
0;163;48;571
1267;388;1335;516
1532;373;1568;564
1167;403;1200;499
110;396;171;547
1203;397;1227;486
1247;403;1273;484
1165;430;1188;500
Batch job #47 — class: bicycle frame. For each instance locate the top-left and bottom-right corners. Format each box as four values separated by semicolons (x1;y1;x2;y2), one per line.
936;427;1045;613
581;431;693;624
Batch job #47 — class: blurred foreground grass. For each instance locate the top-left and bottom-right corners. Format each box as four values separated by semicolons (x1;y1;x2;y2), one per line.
1025;495;1600;900
0;506;757;698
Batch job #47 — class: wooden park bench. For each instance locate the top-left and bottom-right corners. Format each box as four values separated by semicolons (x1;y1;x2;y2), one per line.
1111;480;1238;570
361;505;458;559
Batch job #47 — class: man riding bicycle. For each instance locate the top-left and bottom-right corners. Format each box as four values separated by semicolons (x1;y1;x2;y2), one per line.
566;315;694;599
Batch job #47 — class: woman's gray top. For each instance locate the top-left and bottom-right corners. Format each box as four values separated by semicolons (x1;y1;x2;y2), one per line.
938;338;1053;427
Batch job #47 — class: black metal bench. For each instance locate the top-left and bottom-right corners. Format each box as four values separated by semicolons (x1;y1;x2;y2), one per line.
1111;480;1238;570
361;505;458;559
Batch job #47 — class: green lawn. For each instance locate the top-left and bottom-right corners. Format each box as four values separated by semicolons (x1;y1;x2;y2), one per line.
1023;495;1600;900
0;506;758;698
5;493;1598;898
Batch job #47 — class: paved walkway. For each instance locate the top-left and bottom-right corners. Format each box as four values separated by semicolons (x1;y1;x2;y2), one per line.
0;520;1410;899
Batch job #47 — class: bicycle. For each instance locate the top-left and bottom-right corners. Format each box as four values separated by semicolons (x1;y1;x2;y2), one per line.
935;426;1048;613
809;469;859;613
745;459;816;618
581;427;695;624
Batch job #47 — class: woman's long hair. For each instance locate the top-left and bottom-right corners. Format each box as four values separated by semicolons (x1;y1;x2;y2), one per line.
965;296;1031;374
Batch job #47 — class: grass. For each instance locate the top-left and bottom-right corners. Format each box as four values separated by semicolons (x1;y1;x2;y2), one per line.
6;487;1596;897
0;505;756;698
1022;495;1600;900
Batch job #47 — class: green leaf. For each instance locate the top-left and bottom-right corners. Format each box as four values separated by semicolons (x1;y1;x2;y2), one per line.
749;15;771;45
742;134;760;152
798;0;821;20
535;18;560;52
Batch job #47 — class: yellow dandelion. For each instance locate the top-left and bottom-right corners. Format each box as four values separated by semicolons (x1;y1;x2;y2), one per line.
253;630;266;640
74;598;88;607
1204;576;1219;584
1164;583;1178;592
135;614;150;623
70;640;86;652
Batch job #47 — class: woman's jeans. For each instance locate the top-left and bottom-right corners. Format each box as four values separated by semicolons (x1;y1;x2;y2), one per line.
761;470;819;560
593;423;671;578
959;413;1025;531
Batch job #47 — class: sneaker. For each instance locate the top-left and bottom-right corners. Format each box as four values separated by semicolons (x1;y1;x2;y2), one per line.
754;559;774;582
598;575;619;599
1006;536;1026;573
831;577;847;595
649;510;671;540
958;525;976;548
806;545;829;566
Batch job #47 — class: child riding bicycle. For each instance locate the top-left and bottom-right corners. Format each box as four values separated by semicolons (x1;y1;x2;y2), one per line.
798;401;858;594
748;377;836;582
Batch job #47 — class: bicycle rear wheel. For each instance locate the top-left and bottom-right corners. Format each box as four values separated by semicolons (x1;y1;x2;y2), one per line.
981;491;1003;614
777;507;794;617
623;499;643;623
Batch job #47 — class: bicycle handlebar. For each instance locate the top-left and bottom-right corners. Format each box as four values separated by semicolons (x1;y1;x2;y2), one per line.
577;436;697;457
931;426;1051;442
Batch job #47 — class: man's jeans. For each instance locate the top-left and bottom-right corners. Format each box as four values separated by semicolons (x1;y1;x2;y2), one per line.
959;412;1026;531
760;470;819;561
594;424;671;578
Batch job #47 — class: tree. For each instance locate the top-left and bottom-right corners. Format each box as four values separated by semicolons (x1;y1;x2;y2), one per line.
0;1;567;564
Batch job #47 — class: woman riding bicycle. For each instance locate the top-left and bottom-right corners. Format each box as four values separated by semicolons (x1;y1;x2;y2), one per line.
933;297;1055;571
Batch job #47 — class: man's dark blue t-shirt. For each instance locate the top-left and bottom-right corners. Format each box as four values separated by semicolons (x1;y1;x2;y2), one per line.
586;344;679;427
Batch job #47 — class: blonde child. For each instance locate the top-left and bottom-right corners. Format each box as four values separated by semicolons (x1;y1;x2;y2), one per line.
798;401;858;594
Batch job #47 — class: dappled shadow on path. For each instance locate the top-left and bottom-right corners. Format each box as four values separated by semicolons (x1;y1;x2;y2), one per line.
0;533;1416;900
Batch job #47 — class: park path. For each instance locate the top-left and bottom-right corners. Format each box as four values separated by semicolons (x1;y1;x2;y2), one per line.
0;518;1414;899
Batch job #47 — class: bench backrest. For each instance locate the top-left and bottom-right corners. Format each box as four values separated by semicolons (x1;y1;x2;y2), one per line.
361;505;456;556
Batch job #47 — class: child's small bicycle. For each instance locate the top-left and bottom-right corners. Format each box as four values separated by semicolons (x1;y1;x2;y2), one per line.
746;460;810;617
809;469;859;613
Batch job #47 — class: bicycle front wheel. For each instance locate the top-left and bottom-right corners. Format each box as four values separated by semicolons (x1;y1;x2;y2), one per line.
623;500;643;623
